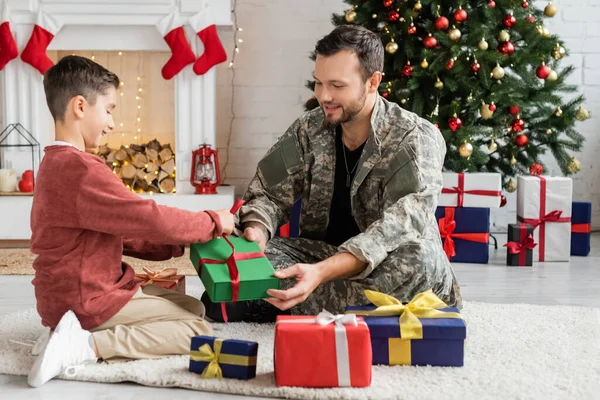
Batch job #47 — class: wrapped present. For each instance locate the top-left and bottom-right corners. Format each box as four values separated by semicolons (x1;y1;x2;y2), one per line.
505;223;536;266
439;172;502;208
274;311;372;388
190;236;280;303
571;201;591;256
435;206;490;263
134;267;185;294
189;336;258;380
517;176;572;262
345;290;466;367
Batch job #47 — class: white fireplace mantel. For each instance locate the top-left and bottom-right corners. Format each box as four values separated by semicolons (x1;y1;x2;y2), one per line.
0;0;235;240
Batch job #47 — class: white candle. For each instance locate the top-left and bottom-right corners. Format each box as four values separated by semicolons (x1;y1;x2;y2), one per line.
0;169;17;192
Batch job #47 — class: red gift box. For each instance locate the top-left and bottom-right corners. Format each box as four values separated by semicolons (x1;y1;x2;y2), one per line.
274;311;372;388
134;267;186;294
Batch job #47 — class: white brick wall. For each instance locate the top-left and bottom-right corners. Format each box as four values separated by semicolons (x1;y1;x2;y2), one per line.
215;0;599;231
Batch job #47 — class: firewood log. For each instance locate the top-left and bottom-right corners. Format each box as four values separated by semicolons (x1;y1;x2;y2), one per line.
161;158;175;175
159;178;175;193
159;147;173;162
132;153;148;168
121;164;137;179
146;162;159;174
115;148;128;162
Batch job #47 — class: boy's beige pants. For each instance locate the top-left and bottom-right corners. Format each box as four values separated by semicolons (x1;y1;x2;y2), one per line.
91;284;212;361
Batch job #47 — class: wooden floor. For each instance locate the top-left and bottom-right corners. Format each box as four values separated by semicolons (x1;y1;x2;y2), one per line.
1;233;599;398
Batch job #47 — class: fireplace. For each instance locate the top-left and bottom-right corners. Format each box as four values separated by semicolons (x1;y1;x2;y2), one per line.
0;0;235;240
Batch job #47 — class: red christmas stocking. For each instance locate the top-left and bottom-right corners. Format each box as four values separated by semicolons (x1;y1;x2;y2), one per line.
155;12;195;80
0;7;18;71
189;8;227;75
20;10;63;75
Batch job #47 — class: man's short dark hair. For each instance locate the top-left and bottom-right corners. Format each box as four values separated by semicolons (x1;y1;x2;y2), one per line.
43;55;121;122
315;25;384;82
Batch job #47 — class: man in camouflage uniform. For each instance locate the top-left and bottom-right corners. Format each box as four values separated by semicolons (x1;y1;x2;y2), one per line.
202;25;462;322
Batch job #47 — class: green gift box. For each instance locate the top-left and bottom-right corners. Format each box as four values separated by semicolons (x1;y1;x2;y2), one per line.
190;237;280;302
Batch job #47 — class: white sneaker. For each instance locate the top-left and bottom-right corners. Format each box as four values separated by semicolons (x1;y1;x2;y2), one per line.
27;311;97;388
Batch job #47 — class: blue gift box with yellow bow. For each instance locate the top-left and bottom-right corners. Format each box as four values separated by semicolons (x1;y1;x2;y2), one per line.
189;336;258;380
345;290;466;367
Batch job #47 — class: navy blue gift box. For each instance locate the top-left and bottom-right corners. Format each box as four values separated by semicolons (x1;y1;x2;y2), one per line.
189;336;258;380
571;201;591;256
345;305;466;367
435;206;490;264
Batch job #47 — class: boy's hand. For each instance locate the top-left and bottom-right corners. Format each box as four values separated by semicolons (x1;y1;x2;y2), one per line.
214;209;234;235
243;226;267;251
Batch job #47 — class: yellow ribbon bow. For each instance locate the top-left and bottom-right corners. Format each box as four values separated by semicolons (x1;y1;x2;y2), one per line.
189;338;257;379
134;267;179;286
347;290;463;340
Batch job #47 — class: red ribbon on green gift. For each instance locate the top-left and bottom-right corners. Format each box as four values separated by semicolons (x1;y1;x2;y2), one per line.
438;207;490;260
441;172;502;207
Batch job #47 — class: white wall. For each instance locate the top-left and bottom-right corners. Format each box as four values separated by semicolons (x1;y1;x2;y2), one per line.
214;0;600;231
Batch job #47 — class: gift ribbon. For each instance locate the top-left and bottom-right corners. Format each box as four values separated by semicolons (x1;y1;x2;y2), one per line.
517;176;571;261
346;290;463;340
276;310;364;387
134;267;180;287
571;223;591;233
190;338;257;379
441;172;501;207
438;207;490;259
504;224;537;266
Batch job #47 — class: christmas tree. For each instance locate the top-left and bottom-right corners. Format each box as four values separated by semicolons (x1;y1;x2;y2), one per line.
305;0;591;192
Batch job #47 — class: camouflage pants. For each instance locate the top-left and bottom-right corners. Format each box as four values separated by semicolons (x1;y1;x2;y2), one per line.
265;236;462;316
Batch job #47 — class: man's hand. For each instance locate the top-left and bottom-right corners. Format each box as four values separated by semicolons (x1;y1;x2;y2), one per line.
243;226;267;251
214;209;234;235
264;263;324;311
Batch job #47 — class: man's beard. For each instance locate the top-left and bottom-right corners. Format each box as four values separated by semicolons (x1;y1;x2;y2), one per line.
321;93;367;129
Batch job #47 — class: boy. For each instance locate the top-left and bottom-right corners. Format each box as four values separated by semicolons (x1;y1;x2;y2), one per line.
27;55;234;387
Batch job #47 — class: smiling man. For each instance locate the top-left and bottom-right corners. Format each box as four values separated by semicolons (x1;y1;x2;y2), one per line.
202;25;462;322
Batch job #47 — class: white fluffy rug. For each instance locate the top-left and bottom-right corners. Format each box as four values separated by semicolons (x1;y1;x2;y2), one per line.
1;288;599;400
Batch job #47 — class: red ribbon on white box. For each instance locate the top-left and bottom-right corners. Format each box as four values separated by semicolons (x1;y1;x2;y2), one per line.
275;310;364;387
441;172;501;208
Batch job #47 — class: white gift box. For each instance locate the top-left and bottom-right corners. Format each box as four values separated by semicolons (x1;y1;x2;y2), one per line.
439;172;502;208
517;176;572;262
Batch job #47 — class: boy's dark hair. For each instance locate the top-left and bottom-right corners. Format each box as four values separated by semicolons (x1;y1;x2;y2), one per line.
43;55;121;122
315;25;384;82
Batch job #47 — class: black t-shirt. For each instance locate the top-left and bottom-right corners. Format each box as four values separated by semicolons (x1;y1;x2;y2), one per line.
324;126;366;247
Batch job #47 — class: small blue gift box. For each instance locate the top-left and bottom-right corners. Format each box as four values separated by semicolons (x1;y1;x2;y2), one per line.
435;206;490;264
345;305;466;367
189;336;258;380
571;201;591;256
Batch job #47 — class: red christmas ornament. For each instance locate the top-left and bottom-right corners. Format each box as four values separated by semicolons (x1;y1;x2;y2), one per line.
388;10;400;22
526;15;535;23
536;64;551;79
402;64;413;77
446;58;455;70
408;24;417;35
498;41;515;56
448;116;463;131
383;0;394;7
511;118;525;132
382;91;389;98
500;195;507;207
522;1;529;8
472;62;481;72
509;105;520;115
504;14;517;29
529;163;543;176
435;16;449;31
454;8;468;23
489;103;497;111
515;134;529;147
488;0;496;7
423;35;438;49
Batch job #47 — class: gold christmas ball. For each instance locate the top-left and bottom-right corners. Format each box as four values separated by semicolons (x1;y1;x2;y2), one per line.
478;39;489;51
546;129;553;134
555;107;563;117
542;27;551;38
413;1;422;11
434;79;444;90
498;30;510;42
372;14;378;19
552;45;566;60
488;139;498;152
449;27;462;42
567;157;581;173
576;105;590;121
401;98;407;104
492;64;505;79
459;142;473;158
421;59;429;68
480;103;494;119
385;41;399;54
505;178;517;193
547;70;558;81
345;9;357;23
510;156;517;166
544;2;558;17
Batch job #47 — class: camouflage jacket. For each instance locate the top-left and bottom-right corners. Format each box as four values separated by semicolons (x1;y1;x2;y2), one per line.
237;96;448;279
